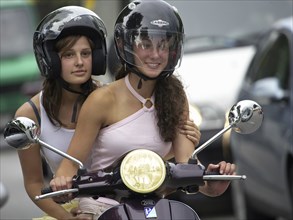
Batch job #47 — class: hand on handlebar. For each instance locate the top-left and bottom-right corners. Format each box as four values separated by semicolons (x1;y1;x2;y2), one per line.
49;175;73;203
201;161;236;197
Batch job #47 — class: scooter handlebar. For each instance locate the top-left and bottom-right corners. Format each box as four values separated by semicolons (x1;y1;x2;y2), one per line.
203;174;246;181
36;165;246;201
41;186;53;195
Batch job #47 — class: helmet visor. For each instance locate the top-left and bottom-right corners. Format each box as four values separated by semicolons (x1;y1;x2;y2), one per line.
116;29;184;71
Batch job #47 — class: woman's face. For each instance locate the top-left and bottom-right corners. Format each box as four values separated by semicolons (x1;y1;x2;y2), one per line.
133;35;169;78
59;36;92;87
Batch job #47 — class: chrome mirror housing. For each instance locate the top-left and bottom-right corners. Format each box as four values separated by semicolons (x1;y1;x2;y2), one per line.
4;117;84;170
4;117;39;150
228;100;263;134
191;100;263;159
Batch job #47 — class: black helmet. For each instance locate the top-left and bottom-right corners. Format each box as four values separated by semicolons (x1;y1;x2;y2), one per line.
33;6;107;79
114;0;184;80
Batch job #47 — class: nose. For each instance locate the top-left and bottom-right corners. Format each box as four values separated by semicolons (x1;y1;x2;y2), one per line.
149;47;160;58
75;54;84;66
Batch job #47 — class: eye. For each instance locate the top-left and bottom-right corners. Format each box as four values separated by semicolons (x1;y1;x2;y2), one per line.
61;51;75;59
142;41;152;49
81;50;92;58
158;41;168;51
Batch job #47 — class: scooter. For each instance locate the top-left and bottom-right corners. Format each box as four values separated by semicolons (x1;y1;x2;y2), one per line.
4;100;263;219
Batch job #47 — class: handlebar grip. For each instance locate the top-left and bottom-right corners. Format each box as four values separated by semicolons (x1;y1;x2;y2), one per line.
41;187;53;195
205;171;220;175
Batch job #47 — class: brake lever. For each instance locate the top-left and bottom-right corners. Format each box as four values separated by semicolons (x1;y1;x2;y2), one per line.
203;175;246;181
35;188;78;201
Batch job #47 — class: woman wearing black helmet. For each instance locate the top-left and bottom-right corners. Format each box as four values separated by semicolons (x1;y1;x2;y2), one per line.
111;0;235;200
14;6;108;219
14;4;198;219
51;0;235;218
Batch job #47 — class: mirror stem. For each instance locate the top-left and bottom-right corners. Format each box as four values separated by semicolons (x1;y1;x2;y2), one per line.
191;124;233;159
37;139;84;169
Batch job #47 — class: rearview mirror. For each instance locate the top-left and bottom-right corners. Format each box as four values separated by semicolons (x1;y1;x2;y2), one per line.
228;99;263;134
3;117;38;149
4;117;84;170
191;100;263;159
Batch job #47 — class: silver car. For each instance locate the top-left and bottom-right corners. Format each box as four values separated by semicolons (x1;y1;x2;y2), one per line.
231;16;293;220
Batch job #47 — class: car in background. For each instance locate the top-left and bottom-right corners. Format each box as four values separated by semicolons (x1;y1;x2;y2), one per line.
230;16;293;220
166;33;257;217
180;35;256;129
0;0;40;132
178;34;259;167
161;0;292;217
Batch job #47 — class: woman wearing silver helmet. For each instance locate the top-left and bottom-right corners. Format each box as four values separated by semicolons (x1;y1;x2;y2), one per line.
14;4;198;219
14;5;107;219
51;1;233;219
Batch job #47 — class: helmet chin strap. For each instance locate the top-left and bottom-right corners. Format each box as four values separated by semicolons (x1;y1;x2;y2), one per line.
128;65;173;89
58;78;87;123
59;78;85;95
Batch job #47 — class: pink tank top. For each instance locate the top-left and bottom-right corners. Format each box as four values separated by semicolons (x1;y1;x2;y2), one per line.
89;75;172;171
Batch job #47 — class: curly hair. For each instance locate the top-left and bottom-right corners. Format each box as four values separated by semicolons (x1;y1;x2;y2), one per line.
155;75;188;142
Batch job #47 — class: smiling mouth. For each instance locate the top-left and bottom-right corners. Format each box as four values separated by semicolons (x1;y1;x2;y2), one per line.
146;63;160;69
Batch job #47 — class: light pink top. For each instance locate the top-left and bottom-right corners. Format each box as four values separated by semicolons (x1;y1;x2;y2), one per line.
89;74;172;171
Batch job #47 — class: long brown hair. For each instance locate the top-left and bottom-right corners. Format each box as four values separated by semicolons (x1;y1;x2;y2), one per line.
116;69;188;142
42;35;96;126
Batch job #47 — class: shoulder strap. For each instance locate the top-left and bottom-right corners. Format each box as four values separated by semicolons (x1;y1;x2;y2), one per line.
27;100;41;126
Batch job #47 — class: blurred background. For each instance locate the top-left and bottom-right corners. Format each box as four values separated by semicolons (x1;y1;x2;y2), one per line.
0;0;292;219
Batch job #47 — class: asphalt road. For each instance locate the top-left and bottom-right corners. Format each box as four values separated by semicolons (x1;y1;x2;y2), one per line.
0;139;234;220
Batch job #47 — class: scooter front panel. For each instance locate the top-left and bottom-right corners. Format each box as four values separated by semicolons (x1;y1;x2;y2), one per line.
98;198;200;220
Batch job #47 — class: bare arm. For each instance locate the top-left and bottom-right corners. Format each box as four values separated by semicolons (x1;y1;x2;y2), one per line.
179;119;201;149
15;95;73;219
171;97;236;197
51;87;114;191
172;103;196;163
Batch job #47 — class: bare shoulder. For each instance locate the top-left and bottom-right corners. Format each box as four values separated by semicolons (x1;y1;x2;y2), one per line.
15;93;41;124
87;80;119;107
80;80;123;126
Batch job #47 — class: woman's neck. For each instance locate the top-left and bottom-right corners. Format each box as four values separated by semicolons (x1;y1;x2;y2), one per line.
61;88;82;104
128;73;156;98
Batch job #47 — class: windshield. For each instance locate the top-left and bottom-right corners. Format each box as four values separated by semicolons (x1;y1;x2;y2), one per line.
0;7;34;58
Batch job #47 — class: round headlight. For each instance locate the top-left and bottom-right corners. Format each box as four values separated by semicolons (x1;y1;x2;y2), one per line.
120;149;166;194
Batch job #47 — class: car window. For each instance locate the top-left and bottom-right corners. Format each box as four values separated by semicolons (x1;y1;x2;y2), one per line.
249;31;289;90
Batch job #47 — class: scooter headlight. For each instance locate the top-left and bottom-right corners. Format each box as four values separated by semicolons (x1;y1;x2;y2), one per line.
120;149;166;194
